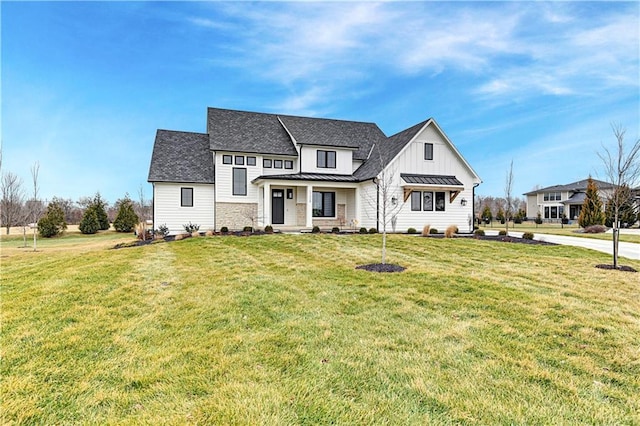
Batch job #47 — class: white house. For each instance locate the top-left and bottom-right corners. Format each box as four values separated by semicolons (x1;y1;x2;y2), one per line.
147;107;482;234
523;178;616;221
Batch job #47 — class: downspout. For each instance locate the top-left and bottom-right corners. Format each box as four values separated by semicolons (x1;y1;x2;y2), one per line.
473;182;480;232
374;178;380;232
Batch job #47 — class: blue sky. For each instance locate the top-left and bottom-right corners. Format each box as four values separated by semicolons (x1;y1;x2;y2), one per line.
2;1;639;205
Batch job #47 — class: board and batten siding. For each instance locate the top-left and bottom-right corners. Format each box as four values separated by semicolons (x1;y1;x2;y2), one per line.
214;152;263;203
300;146;353;175
153;182;215;235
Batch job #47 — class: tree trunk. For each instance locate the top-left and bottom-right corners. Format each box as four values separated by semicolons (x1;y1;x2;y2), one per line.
382;228;387;264
613;213;619;268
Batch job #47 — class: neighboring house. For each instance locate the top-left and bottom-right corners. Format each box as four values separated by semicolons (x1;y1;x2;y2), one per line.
523;178;616;221
148;107;481;234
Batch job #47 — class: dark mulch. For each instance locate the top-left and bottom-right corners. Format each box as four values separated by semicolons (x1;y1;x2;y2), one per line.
472;235;557;246
356;263;406;273
595;264;637;273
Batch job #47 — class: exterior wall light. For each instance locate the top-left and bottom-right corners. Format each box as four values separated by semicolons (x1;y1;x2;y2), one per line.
460;198;467;206
391;196;398;206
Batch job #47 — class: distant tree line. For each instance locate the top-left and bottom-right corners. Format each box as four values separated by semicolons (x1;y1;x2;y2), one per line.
474;195;527;225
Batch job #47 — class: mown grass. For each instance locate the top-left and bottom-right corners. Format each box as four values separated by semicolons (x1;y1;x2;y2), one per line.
482;222;640;244
2;234;639;424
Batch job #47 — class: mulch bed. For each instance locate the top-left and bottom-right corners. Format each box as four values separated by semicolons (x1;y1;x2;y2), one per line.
595;264;637;273
356;263;406;273
472;235;557;246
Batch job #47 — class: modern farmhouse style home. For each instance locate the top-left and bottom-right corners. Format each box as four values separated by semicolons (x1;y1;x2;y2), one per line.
148;107;481;234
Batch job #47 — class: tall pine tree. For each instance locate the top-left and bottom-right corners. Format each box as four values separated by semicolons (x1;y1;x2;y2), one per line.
578;177;605;228
92;193;110;230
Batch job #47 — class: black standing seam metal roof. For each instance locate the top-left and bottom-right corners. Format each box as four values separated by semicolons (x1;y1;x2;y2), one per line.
401;174;464;186
148;130;215;184
251;173;359;184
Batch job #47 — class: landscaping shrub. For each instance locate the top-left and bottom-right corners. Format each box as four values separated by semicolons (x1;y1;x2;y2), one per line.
584;225;607;234
205;230;214;237
174;233;184;241
312;226;321;233
90;193;110;230
522;232;534;240
79;209;100;234
474;229;485;236
359;227;368;234
113;196;139;232
220;226;229;233
135;222;149;240
535;213;543;225
498;230;507;236
38;199;67;238
429;228;438;234
407;227;417;234
421;225;431;236
156;224;169;237
183;222;200;233
368;227;378;234
444;225;458;238
332;227;340;233
264;225;274;234
243;226;253;233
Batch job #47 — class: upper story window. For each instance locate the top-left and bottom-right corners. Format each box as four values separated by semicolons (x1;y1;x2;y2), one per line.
284;160;293;169
181;187;193;207
424;143;433;160
247;156;256;166
543;192;561;201
222;155;232;165
317;150;336;168
263;159;272;168
232;168;247;196
235;156;244;165
274;159;283;169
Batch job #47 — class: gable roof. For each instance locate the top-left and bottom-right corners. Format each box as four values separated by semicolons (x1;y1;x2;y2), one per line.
207;108;298;156
523;178;616;195
148;130;214;184
278;115;386;161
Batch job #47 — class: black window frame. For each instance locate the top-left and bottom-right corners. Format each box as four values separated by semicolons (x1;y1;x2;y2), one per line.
312;191;335;217
273;159;283;169
232;168;247;196
411;191;421;211
247;156;256;166
435;191;446;211
181;187;193;207
423;191;434;211
317;150;336;169
222;155;232;165
263;159;272;168
284;160;293;169
235;156;244;165
424;143;433;160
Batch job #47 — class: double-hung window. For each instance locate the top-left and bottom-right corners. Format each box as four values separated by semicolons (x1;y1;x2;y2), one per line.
411;192;421;211
181;187;193;207
317;150;336;168
312;191;335;217
424;143;433;160
232;168;247;196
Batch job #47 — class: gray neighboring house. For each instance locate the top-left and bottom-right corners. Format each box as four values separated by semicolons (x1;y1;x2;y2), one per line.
524;178;616;221
148;107;482;234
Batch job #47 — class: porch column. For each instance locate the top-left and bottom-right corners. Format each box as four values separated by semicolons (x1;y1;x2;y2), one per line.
354;186;361;227
306;185;313;228
263;182;271;226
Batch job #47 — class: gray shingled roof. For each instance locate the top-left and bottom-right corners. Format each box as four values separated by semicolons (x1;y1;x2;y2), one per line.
354;119;430;181
252;173;358;184
278;115;386;160
561;191;586;205
401;173;463;186
148;130;214;183
523;178;615;195
207;108;298;156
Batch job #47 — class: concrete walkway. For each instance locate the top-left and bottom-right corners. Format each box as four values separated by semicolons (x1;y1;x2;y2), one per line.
484;230;640;261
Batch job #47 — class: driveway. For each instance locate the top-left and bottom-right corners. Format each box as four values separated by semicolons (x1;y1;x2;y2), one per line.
484;230;640;261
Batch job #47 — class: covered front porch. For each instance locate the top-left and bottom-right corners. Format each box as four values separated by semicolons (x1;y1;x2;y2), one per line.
252;175;361;230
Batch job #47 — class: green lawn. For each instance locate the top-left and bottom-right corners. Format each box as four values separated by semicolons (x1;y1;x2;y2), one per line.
2;233;639;424
482;221;640;244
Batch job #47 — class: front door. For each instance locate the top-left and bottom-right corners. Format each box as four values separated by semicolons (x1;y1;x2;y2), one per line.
272;189;285;224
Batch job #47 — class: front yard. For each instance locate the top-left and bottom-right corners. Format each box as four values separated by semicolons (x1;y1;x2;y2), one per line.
1;233;639;424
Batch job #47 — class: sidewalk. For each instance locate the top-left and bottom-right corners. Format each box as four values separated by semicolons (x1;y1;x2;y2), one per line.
484;230;640;260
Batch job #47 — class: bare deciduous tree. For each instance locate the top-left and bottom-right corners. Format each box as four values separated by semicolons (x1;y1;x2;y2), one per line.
598;124;640;268
504;160;514;235
1;172;25;234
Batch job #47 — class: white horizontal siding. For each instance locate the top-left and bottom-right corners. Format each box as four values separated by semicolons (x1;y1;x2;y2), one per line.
153;182;215;235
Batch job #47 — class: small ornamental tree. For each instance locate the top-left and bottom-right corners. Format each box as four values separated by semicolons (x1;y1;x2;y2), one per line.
496;207;505;224
79;209;100;234
38;199;67;238
92;193;110;230
481;206;492;223
578;177;605;228
113;196;139;232
605;186;637;228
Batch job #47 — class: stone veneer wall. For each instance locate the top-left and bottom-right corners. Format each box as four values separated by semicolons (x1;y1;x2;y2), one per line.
216;202;258;231
313;204;346;228
296;203;306;226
